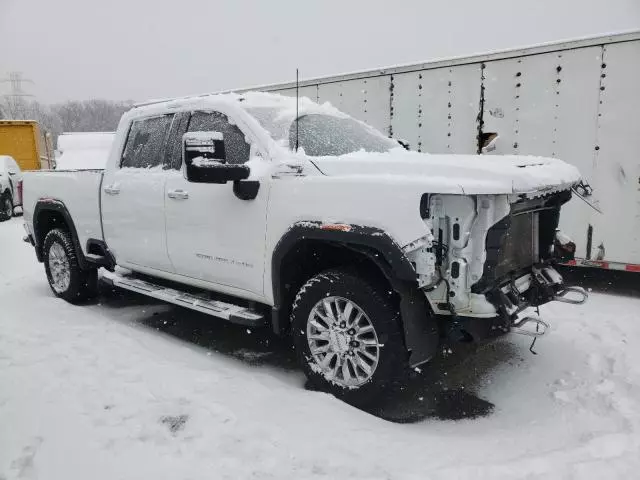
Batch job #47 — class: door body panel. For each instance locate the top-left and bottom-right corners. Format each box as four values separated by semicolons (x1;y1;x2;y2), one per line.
165;171;270;295
101;114;174;272
164;109;270;298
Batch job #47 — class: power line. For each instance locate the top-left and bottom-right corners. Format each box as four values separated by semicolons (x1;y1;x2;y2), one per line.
0;71;35;118
1;71;34;97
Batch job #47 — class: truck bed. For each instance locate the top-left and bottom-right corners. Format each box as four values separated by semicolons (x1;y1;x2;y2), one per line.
22;169;104;257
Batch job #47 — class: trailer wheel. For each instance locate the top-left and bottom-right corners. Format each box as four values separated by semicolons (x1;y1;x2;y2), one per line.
43;228;98;303
0;192;12;221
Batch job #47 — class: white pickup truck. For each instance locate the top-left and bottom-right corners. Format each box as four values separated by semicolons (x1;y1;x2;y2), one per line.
0;155;23;221
22;91;587;405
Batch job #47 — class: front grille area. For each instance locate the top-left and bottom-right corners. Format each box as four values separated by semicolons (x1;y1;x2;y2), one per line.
492;211;538;279
471;191;571;294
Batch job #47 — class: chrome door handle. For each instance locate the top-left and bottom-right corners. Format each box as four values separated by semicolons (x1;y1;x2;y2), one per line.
167;189;189;200
103;184;120;195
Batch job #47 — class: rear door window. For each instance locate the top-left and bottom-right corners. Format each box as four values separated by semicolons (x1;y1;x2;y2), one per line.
121;114;174;168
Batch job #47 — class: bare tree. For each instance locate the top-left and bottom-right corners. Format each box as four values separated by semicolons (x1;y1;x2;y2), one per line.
0;96;30;120
52;100;131;133
1;98;131;148
0;98;62;135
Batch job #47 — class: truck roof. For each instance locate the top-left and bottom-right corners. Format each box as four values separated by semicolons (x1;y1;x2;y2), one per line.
127;91;343;123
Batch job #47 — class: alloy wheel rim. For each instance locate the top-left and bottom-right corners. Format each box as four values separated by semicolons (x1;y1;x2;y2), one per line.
48;242;71;292
306;296;381;387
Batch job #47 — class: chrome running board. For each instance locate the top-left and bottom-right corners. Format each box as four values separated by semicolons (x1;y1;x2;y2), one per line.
102;270;265;327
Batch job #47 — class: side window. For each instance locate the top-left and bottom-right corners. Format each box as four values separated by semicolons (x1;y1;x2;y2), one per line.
187;111;251;165
121;114;174;168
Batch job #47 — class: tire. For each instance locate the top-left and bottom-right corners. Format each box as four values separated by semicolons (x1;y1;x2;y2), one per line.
43;228;98;303
0;192;12;221
291;268;406;406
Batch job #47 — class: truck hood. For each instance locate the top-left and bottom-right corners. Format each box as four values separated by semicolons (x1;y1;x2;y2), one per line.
310;150;581;197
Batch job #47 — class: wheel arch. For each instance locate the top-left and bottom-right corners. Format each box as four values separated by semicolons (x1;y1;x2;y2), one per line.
33;199;90;269
0;188;13;220
271;221;439;366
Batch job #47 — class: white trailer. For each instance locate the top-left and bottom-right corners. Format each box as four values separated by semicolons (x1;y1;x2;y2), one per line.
237;30;640;272
55;132;115;170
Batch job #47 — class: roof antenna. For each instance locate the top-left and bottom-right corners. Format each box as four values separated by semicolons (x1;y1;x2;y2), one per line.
295;68;300;152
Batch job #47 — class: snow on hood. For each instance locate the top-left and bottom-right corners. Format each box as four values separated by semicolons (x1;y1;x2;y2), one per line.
311;149;581;197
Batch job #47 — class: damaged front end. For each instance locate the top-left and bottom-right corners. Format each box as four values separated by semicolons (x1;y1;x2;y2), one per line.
463;265;588;341
405;190;588;346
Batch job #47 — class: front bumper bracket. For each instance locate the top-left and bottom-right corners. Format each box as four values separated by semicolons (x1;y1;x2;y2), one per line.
554;286;588;305
511;315;549;337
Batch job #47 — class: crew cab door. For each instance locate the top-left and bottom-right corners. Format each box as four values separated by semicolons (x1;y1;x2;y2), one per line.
164;110;269;298
101;114;174;272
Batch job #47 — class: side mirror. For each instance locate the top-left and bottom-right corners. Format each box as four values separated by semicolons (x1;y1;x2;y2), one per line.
182;131;249;184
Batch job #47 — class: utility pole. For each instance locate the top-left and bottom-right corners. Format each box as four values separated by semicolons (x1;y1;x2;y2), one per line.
0;71;35;119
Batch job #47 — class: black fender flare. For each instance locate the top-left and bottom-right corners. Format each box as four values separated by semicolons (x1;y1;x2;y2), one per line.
271;221;439;367
32;199;91;269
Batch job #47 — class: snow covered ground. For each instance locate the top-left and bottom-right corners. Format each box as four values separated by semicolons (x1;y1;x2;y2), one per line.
1;216;639;479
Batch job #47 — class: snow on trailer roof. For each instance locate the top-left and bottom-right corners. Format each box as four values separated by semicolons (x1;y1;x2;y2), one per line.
55;132;115;170
55;149;111;170
57;132;115;152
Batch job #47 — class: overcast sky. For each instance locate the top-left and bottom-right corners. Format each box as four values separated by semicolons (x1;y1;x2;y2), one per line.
1;0;638;104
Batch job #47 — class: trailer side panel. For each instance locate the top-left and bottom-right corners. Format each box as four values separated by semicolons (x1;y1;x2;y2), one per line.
589;41;640;264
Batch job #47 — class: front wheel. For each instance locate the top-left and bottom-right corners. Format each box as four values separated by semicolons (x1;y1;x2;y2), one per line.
0;192;12;221
43;228;98;303
291;268;406;406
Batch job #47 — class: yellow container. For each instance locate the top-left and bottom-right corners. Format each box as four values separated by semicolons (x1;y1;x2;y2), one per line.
0;120;53;171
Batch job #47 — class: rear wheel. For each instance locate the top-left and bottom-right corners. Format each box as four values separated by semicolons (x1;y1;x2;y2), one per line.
43;228;98;303
0;192;12;221
291;268;406;406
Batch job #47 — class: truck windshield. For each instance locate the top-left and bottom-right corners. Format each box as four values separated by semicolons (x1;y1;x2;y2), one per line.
247;108;397;157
